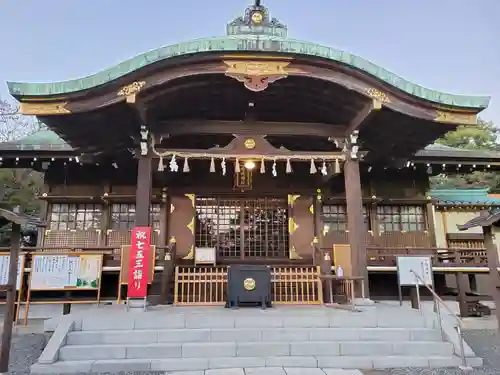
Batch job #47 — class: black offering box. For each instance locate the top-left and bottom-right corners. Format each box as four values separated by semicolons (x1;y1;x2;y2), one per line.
225;265;272;309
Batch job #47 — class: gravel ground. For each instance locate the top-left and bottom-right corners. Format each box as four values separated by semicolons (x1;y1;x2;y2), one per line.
7;333;46;375
5;328;500;375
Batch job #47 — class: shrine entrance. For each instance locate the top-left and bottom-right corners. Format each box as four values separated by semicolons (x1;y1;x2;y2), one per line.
195;196;290;260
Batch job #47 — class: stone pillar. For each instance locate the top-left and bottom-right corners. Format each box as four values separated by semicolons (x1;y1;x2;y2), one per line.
344;157;369;298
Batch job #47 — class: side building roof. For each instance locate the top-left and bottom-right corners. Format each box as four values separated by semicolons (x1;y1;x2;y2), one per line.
429;188;500;206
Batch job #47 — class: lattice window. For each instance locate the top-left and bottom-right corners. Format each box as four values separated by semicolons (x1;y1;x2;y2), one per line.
376;205;426;232
150;204;161;231
243;198;289;258
196;198;240;257
49;203;102;230
322;205;370;231
195;197;289;259
110;203;161;230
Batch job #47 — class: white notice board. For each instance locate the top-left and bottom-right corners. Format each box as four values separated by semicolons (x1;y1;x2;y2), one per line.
30;254;101;290
0;255;24;290
195;247;216;265
396;256;433;286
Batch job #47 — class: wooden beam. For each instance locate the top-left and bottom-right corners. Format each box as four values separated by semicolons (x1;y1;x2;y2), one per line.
345;99;382;135
155;120;346;138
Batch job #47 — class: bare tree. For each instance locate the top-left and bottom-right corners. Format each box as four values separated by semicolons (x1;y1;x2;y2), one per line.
0;100;44;142
0;98;44;216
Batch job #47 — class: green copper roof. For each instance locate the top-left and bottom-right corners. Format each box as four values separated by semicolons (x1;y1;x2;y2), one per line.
430;188;500;206
6;3;490;109
0;130;71;151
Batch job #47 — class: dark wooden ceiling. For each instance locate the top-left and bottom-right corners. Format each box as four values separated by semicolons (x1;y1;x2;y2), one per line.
39;73;457;160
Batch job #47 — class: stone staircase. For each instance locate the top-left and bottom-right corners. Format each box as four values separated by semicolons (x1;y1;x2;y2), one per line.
31;305;483;374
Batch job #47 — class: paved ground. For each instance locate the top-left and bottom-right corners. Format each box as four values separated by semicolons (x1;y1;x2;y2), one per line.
3;317;499;375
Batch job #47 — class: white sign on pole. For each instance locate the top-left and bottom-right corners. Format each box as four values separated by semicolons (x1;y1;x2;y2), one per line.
396;256;433;286
195;247;216;265
0;255;24;290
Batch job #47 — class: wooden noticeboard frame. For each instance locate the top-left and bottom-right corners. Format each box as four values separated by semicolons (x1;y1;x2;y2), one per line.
23;252;103;325
117;245;156;303
0;252;26;324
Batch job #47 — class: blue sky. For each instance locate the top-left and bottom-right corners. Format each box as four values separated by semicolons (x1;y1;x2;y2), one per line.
0;0;498;124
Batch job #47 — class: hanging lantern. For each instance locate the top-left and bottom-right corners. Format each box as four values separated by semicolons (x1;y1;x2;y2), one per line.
260;158;265;174
244;160;256;170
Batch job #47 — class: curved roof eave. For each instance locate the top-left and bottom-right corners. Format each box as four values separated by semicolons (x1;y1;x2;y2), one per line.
7;35;490;110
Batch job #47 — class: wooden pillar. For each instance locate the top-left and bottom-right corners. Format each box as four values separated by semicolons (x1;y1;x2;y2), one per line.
135;154;153;226
159;188;173;304
425;201;437;247
482;226;500;331
314;190;332;303
36;182;50;248
313;191;322;266
344;158;369;297
0;224;21;373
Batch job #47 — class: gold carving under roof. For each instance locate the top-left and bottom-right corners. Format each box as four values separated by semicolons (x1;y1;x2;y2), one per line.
365;88;391;104
288;194;300;207
251;12;263;24
288;217;298;234
19;101;71;115
224;60;293;92
117;81;146;103
289;245;303;260
183;245;194;260
244;138;256;149
435;110;477;125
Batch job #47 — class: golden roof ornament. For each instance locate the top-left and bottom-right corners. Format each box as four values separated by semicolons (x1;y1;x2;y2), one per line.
226;0;287;38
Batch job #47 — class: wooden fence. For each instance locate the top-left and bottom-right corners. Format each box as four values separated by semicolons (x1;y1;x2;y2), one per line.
173;266;323;305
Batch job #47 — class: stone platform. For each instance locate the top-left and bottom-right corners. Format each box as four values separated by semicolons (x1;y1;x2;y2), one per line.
30;304;483;374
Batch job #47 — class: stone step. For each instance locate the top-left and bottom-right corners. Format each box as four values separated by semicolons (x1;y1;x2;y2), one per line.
66;327;442;345
31;355;484;374
79;310;434;330
75;312;436;331
58;340;454;361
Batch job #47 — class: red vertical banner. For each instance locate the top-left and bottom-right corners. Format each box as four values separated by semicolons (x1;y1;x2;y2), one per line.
127;226;152;298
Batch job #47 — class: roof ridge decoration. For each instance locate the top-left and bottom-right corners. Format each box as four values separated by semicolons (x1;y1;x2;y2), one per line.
6;2;490;109
227;1;287;38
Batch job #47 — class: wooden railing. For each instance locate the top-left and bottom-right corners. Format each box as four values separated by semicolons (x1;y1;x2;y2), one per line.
173;266;323;305
365;247;489;267
0;246;492;268
324;231;433;248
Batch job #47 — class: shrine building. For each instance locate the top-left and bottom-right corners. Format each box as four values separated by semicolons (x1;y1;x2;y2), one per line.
2;1;498;305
